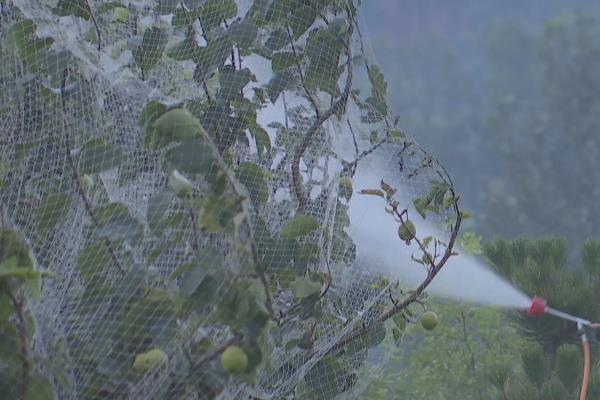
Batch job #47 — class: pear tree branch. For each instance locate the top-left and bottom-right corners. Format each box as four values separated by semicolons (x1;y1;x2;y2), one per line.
60;68;125;275
292;34;353;212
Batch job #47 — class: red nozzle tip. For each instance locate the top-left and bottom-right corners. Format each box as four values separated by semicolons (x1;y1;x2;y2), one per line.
528;296;547;317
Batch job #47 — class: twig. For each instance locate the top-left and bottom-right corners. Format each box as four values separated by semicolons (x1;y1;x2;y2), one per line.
286;24;320;117
347;119;359;156
60;68;125;275
222;19;237;70
178;4;213;103
5;285;30;400
84;0;101;52
282;92;289;130
348;137;388;176
292;33;353;212
319;259;332;298
236;46;243;68
407;157;433;180
187;205;200;253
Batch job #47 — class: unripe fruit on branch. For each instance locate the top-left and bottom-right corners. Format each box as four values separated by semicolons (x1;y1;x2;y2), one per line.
133;348;168;373
398;219;416;242
220;345;248;374
420;311;438;331
150;108;202;148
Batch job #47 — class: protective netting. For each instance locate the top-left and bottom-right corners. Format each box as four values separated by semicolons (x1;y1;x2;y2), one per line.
0;1;461;399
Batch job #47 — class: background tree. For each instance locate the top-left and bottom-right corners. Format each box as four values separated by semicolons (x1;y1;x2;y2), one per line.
356;7;600;396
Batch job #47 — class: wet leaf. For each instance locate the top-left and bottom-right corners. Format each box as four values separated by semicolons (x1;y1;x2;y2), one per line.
77;139;124;174
280;214;319;239
35;192;72;235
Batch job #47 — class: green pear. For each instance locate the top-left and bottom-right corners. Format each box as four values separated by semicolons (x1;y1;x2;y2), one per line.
421;311;438;331
220;345;248;373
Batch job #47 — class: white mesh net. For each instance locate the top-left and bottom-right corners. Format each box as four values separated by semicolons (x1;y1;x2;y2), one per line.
0;1;461;399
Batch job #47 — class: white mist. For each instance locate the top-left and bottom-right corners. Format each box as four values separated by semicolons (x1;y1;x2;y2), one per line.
346;150;531;310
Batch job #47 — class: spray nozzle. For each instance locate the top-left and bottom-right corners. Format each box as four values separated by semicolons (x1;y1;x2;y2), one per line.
527;295;595;327
527;296;547;317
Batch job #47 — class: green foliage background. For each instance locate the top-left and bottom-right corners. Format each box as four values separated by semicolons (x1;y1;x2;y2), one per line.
358;3;600;399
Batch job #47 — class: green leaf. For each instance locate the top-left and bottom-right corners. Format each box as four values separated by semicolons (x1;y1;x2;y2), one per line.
112;6;130;23
305;27;343;96
359;188;384;197
133;27;168;74
271;51;297;73
52;0;90;20
249;123;272;156
35;192;72;235
460;231;482;255
24;270;42;299
442;189;454;209
199;195;241;232
297;356;341;400
165;140;214;175
95;203;129;225
265;29;289;51
166;28;198;61
79;280;113;313
120;288;178;348
228;19;258;49
289;5;317;39
218;66;254;102
7;20;35;51
147;189;175;234
5;20;53;73
94;203;143;245
266;71;297;103
172;250;223;296
78;242;110;283
155;0;181;15
140;101;167;137
368;65;387;100
76;139;124;174
413;197;428;219
290;276;322;299
236;162;269;204
280;214;319;239
198;0;238;29
388;128;405;140
0;229;34;269
193;35;232;80
259;237;295;270
361;96;387;121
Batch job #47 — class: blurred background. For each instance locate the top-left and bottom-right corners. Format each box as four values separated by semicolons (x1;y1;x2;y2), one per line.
363;0;600;245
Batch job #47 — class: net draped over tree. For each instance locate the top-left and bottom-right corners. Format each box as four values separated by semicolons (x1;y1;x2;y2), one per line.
0;0;461;398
